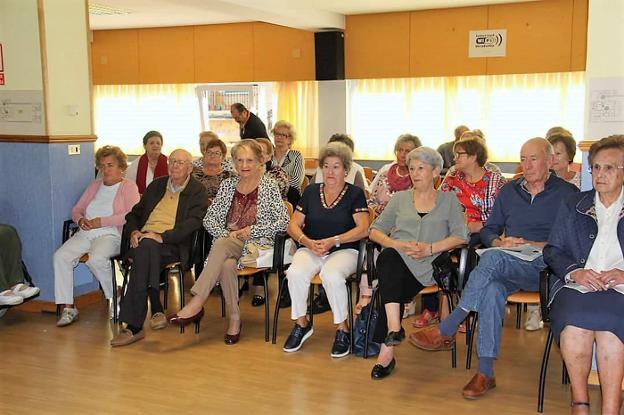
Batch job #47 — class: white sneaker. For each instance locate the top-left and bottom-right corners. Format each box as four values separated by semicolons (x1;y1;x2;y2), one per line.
524;305;544;331
12;283;40;299
0;308;7;318
57;307;79;327
0;290;24;306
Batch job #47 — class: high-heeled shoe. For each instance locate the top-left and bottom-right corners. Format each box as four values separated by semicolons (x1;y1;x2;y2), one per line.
168;307;205;328
224;321;242;345
371;358;396;380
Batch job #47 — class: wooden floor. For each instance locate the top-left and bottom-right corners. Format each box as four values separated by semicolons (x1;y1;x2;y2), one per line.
0;274;607;415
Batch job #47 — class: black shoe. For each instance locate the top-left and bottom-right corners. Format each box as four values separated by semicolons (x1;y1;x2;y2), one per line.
384;328;405;347
330;329;351;358
283;322;314;353
278;288;291;308
251;295;265;307
371;358;396;380
309;291;331;314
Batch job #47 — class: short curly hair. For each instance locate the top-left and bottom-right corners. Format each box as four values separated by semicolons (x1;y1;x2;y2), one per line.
231;139;264;164
95;145;128;171
271;120;297;143
394;134;422;152
547;134;577;163
328;133;355;151
142;130;163;146
319;142;352;173
588;135;624;165
454;138;488;167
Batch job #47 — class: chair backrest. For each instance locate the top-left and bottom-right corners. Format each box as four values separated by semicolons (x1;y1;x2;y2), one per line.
301;175;310;193
285;200;294;217
363;166;375;183
304;158;318;170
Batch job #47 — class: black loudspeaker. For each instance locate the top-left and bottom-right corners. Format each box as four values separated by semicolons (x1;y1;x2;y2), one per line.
315;31;345;81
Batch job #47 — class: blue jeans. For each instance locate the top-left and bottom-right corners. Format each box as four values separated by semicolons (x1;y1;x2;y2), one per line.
459;250;545;359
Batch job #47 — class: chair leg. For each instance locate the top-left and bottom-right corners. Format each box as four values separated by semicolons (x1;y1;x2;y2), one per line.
516;303;522;329
110;259;118;324
178;265;185;309
364;288;379;359
272;276;288;344
263;272;269;342
309;284;315;328
163;271;169;311
445;293;456;369
466;312;478;369
537;329;554;413
219;284;226;318
347;280;354;354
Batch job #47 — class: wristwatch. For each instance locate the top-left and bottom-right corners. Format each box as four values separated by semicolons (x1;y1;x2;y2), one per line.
334;236;341;248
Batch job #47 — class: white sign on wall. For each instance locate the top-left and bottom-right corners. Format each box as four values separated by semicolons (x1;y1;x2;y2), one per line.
469;29;507;58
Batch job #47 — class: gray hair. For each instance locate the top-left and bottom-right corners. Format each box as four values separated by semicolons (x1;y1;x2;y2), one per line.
319;142;352;173
406;147;443;171
394;134;422;152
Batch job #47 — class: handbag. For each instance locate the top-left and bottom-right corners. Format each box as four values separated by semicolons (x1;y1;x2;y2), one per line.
353;303;380;357
240;242;274;268
431;251;457;293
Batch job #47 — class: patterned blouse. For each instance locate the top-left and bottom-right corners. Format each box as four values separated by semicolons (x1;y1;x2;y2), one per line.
226;188;258;231
192;166;235;207
367;162;412;216
273;149;304;192
440;167;506;223
265;166;289;200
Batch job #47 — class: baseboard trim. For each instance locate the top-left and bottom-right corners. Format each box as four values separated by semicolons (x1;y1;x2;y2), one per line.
16;291;105;313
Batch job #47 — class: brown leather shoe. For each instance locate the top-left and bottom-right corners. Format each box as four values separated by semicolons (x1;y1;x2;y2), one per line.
462;373;496;399
110;328;145;347
150;312;168;330
224;322;242;345
408;325;455;351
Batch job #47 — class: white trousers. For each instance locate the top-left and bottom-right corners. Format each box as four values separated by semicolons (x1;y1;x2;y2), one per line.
288;247;358;324
54;232;120;304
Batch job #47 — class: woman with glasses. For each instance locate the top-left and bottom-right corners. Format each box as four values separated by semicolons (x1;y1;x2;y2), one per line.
271;120;305;207
544;135;624;415
547;133;581;188
125;130;168;194
192;135;235;207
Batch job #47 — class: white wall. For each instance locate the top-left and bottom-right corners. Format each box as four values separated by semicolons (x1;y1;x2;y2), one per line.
318;80;347;148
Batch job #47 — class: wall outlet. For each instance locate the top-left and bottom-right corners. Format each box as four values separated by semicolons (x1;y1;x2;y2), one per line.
68;144;81;155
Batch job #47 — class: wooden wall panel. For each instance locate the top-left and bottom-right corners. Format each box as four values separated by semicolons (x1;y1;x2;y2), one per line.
194;23;254;83
91;30;139;84
138;26;195;84
345;13;410;79
486;0;575;75
570;0;588;71
410;7;487;77
252;23;315;81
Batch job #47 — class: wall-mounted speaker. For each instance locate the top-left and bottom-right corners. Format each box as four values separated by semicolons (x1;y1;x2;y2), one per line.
315;31;345;81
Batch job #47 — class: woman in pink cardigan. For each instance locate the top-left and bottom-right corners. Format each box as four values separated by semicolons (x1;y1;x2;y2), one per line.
54;146;140;327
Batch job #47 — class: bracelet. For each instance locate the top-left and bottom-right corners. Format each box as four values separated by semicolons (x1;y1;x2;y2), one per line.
297;234;305;244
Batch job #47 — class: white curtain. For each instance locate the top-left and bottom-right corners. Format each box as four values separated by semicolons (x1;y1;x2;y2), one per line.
348;72;586;162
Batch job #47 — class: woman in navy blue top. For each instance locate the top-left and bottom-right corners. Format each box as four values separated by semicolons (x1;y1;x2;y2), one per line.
282;142;370;358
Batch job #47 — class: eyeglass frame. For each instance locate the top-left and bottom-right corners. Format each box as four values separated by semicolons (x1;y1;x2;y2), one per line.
168;159;190;167
587;163;624;174
453;151;469;159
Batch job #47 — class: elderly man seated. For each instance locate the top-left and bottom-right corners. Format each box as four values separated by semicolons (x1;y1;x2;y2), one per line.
545;135;624;415
111;149;207;347
411;138;578;399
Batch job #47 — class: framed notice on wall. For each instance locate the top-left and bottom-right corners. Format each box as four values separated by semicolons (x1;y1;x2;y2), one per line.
0;44;3;72
469;29;507;58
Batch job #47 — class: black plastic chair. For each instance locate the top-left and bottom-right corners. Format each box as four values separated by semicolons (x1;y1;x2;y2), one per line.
363;242;469;367
537;268;569;413
272;238;367;352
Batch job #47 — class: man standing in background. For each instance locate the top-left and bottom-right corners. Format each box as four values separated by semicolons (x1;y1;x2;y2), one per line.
230;103;269;139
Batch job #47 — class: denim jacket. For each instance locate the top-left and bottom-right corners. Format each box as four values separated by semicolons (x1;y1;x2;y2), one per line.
543;190;624;304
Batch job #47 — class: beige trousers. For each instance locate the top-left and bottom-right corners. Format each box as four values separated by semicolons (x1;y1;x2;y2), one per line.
191;236;243;321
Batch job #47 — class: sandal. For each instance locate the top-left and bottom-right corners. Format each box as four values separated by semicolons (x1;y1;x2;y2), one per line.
570;401;590;414
412;309;440;328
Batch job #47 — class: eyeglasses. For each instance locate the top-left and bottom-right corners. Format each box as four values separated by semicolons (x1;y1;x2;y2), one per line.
168;159;189;167
453;151;468;159
205;151;223;157
588;163;624;174
274;132;291;138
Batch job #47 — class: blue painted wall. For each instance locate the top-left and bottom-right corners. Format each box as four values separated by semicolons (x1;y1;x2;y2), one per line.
0;142;100;302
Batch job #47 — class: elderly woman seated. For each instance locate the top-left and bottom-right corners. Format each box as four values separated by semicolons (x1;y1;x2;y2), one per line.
283;142;370;358
271;120;305;207
54;146;140;326
547;133;581;188
170;140;288;345
125;131;168;194
544;135;624;415
368;147;468;379
191;134;235;207
0;225;39;307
